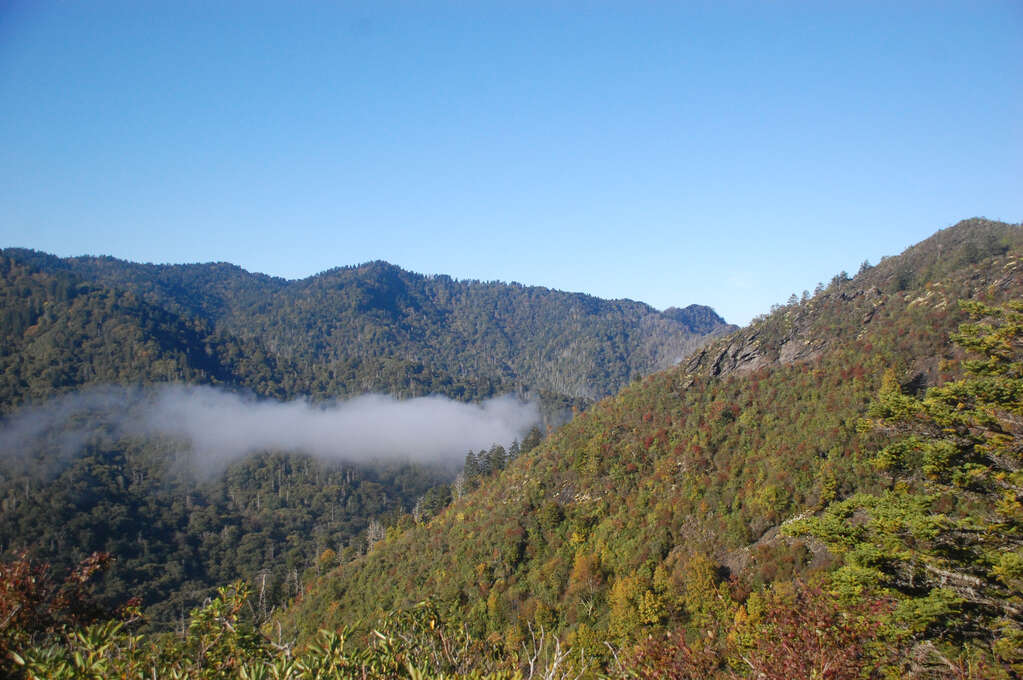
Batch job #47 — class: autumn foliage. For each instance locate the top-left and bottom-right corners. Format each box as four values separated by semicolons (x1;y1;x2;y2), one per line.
0;550;117;674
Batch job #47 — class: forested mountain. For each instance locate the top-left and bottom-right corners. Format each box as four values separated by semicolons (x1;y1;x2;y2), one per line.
0;250;734;404
0;249;729;629
280;218;1023;675
0;254;294;409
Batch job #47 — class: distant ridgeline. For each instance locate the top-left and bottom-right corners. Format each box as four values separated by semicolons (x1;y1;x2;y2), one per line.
0;249;734;409
0;249;730;627
280;219;1023;675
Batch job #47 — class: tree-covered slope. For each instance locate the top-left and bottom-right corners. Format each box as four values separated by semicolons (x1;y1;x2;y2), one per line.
269;263;731;400
1;440;452;629
283;219;1023;663
1;250;733;402
0;253;293;410
0;247;729;630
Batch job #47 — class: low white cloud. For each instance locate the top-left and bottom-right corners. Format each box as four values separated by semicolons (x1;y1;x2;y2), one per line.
0;385;539;475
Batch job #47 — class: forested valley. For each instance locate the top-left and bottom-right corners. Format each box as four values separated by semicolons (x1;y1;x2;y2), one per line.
2;218;1022;679
0;249;727;633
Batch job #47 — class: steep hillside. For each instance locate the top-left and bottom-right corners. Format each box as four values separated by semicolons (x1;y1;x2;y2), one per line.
284;219;1022;665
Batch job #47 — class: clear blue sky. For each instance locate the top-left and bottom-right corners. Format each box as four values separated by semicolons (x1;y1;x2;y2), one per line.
1;2;1020;326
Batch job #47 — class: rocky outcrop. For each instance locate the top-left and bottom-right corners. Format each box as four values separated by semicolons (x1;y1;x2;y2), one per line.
681;286;889;380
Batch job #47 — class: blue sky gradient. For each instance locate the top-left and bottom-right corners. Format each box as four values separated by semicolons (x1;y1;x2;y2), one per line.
1;2;1020;325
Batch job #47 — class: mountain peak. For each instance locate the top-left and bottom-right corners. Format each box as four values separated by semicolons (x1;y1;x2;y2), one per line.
661;304;731;335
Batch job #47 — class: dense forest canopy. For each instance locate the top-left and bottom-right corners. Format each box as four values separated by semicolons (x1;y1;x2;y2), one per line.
0;248;728;629
0;249;734;405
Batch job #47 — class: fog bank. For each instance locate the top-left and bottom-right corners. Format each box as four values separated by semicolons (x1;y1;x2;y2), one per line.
0;385;539;473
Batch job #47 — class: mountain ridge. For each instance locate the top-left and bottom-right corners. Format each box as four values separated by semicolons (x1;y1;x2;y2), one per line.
0;249;734;402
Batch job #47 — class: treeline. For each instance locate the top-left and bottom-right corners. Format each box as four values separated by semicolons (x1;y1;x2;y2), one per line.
461;427;544;489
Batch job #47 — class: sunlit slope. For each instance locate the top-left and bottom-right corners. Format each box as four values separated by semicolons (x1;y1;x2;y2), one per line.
284;218;1023;645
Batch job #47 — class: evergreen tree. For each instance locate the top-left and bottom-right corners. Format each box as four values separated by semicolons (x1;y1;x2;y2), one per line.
789;301;1023;671
520;427;543;454
483;445;506;474
463;451;481;480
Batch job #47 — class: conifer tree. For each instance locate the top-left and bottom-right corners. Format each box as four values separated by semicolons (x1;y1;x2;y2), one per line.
788;301;1023;671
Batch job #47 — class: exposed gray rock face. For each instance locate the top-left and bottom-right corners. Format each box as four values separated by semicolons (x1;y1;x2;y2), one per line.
679;219;1023;389
680;287;887;380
